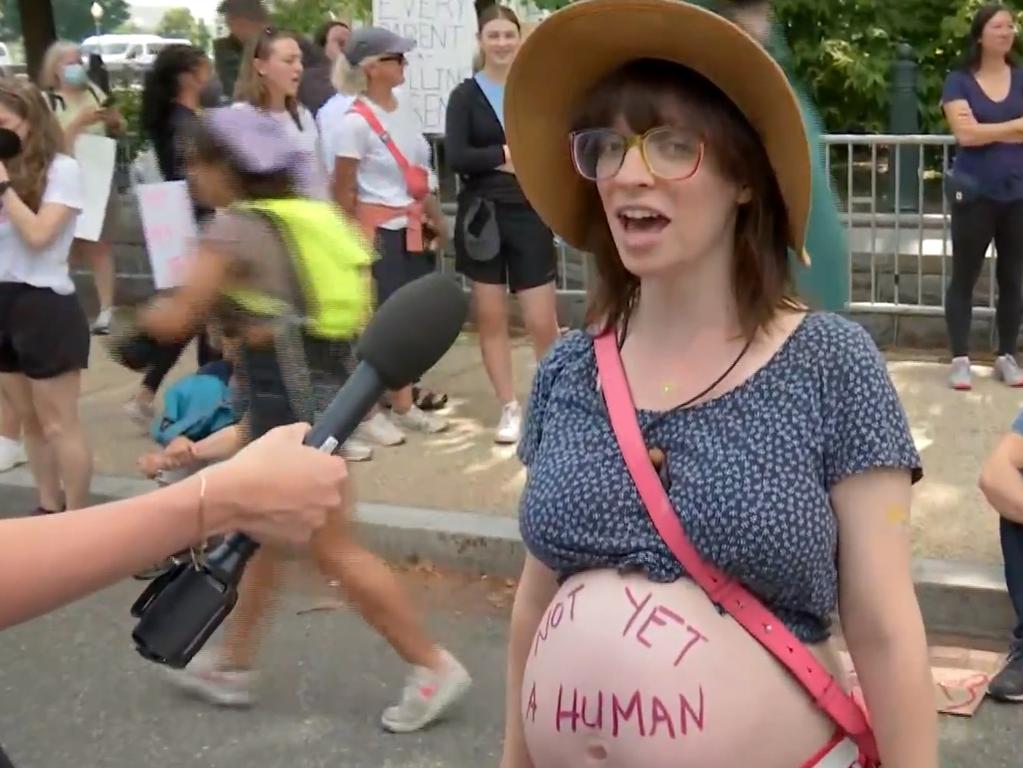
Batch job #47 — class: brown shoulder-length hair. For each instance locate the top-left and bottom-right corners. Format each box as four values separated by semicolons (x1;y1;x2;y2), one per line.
571;58;802;341
235;29;303;128
0;78;64;211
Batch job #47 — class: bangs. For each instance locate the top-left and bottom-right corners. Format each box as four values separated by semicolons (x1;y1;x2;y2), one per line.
570;59;732;137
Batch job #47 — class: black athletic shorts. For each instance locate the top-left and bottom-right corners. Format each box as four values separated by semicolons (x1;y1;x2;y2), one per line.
0;283;90;379
455;200;557;293
239;333;356;442
372;227;436;308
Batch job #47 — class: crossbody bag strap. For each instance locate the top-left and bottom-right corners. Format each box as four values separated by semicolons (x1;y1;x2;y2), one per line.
350;99;412;173
592;330;880;765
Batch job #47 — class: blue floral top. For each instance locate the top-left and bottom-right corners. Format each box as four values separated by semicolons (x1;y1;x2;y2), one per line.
518;313;922;643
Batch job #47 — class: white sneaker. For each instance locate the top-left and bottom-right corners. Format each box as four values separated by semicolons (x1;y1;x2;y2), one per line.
495;401;522;445
390;404;448;434
0;436;27;473
381;649;472;733
356;411;406;446
340;436;374;462
91;307;113;336
165;650;258;708
123;398;155;430
995;355;1023;388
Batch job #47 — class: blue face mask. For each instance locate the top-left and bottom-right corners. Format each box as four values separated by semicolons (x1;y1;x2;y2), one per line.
62;63;88;88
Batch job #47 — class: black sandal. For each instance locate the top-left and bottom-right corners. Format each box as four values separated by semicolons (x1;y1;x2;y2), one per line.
413;385;448;411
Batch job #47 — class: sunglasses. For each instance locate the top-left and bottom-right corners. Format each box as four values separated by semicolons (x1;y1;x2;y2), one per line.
252;26;278;58
378;53;407;65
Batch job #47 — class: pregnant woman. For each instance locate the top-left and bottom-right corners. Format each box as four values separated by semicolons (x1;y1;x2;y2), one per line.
498;2;937;767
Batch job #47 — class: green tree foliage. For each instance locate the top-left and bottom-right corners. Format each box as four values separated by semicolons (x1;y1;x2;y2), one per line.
0;0;130;42
525;0;1021;133
156;7;202;40
269;0;372;33
772;0;1018;132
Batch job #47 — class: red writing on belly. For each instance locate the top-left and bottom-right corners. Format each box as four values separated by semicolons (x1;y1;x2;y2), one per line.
533;584;585;658
554;684;705;739
527;682;538;722
623;586;710;667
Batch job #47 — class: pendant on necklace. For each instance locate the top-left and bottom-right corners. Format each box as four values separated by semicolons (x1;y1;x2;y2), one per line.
648;446;671;490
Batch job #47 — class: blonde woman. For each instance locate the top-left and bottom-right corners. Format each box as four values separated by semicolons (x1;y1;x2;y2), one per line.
233;28;329;200
0;79;93;514
332;27;451;445
39;41;124;335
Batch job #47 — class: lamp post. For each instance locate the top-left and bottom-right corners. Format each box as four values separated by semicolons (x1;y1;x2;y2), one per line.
91;2;104;35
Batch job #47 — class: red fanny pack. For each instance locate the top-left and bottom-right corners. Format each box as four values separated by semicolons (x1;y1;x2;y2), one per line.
349;99;430;201
593;330;880;767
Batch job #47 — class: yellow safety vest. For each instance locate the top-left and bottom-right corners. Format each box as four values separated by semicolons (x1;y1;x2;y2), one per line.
226;198;374;340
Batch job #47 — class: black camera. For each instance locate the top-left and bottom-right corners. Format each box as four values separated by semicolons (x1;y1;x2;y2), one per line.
130;533;258;668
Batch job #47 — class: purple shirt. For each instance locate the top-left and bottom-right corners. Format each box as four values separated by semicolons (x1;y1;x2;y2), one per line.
942;68;1023;202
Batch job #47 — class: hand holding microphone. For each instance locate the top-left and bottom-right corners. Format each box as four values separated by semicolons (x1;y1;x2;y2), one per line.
130;273;470;668
199;423;345;548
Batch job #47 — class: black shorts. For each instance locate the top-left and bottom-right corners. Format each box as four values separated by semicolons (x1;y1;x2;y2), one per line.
240;335;356;441
0;283;90;379
372;228;436;308
454;200;557;292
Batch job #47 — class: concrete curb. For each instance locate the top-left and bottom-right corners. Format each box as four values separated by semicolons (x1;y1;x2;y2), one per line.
1;469;1015;642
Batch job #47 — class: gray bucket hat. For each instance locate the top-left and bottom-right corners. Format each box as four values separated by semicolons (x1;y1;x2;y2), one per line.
345;27;416;66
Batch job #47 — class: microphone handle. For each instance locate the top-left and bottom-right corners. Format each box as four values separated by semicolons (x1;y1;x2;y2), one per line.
209;363;387;569
304;362;386;452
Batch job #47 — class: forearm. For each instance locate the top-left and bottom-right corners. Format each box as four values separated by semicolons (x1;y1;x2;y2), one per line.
502;592;545;768
979;465;1023;523
192;424;245;463
2;190;62;249
0;475;233;630
848;622;938;767
958;120;1023;146
448;143;506;174
423;195;445;227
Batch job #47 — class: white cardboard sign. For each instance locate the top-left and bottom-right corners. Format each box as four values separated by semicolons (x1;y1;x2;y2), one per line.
135;181;198;290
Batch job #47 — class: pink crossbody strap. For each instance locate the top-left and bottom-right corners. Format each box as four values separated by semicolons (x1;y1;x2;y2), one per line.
350;99;412;172
593;331;880;765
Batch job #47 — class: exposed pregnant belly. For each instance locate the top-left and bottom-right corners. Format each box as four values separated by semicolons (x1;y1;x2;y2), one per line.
522;569;846;768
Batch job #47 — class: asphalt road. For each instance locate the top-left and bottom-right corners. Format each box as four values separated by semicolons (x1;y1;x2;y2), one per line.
2;487;1022;767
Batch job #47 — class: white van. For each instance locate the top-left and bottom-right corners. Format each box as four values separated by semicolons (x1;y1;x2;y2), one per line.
81;35;192;71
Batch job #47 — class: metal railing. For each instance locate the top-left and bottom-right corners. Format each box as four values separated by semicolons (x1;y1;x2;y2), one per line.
820;133;979;317
112;133;988;316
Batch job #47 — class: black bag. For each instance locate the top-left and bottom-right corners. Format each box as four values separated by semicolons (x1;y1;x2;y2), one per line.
944;168;982;205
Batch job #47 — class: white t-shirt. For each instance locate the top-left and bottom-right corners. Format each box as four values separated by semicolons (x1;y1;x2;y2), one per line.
0;154;83;294
271;105;328;200
334;97;435;230
316;92;356;173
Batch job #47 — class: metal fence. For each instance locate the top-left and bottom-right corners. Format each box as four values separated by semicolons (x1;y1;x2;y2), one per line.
820;133;985;317
113;132;985;316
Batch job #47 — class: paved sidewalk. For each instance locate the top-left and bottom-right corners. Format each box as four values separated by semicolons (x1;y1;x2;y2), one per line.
8;334;1023;565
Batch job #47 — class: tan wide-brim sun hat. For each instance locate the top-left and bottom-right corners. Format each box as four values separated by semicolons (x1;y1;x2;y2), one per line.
505;0;812;263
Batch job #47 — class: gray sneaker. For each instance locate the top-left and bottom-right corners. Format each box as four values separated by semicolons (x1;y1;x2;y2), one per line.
988;645;1023;702
948;357;972;391
995;355;1023;388
380;649;471;733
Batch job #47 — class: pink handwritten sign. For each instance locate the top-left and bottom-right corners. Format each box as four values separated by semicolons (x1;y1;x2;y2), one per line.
135;181;198;290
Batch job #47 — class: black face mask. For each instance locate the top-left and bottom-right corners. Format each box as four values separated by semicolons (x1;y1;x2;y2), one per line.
0;128;22;160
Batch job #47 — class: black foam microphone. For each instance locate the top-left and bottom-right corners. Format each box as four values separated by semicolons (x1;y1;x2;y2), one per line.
0;128;21;161
130;273;469;668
